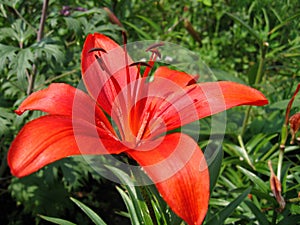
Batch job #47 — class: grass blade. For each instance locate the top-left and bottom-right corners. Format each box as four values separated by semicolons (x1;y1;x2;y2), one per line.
244;200;270;225
205;187;252;225
70;197;107;225
225;12;262;45
39;215;77;225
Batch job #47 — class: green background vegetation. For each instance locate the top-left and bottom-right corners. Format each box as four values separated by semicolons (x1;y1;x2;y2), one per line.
0;0;299;224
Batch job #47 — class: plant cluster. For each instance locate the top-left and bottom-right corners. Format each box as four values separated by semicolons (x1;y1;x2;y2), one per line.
0;0;299;224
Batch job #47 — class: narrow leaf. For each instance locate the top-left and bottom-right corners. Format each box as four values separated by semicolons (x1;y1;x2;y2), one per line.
116;186;141;225
225;12;262;45
237;166;269;193
105;166;146;224
123;21;152;39
206;144;223;192
277;215;300;225
136;15;161;33
244;200;270;225
269;12;300;35
70;197;107;225
39;215;77;225
205;187;252;225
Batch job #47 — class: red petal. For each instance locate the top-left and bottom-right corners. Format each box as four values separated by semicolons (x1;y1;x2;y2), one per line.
16;83;76;115
81;33;138;115
153;66;198;87
8;115;127;177
127;133;209;225
15;83;114;134
147;81;268;135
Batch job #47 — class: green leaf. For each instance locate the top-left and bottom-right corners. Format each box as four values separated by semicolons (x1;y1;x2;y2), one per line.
225;12;262;45
206;144;223;192
116;186;141;225
136;15;162;33
277;215;300;225
269;12;300;35
70;197;107;225
202;0;212;7
0;44;18;68
105;166;146;224
39;215;77;225
123;21;152;39
9;48;34;87
64;17;82;33
237;166;269;193
224;143;254;169
205;187;252;225
32;41;64;62
244;200;270;225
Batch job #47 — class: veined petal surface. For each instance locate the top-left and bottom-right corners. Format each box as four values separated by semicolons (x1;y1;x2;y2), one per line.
127;133;209;225
8;115;127;177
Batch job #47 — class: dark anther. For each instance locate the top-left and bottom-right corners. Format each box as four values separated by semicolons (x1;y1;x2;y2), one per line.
88;48;107;53
145;42;164;52
129;61;152;68
122;31;127;45
149;49;161;59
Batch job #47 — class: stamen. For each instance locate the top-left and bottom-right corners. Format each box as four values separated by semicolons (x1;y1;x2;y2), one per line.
145;42;164;52
143;52;157;78
143;42;164;78
88;48;107;53
129;61;152;68
95;55;109;73
130;61;152;80
93;55;122;95
149;49;161;59
121;31;131;85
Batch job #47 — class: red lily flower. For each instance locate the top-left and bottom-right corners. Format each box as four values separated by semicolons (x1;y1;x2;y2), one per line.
8;33;268;225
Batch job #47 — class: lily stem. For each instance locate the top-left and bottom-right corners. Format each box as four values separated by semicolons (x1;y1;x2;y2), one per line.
27;0;49;95
240;42;267;137
240;106;252;137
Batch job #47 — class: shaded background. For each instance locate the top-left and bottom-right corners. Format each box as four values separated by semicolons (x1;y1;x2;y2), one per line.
0;0;300;224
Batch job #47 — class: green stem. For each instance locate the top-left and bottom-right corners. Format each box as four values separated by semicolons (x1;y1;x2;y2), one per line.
240;42;267;136
240;106;252;137
27;0;49;95
254;46;266;85
12;7;37;33
260;143;279;161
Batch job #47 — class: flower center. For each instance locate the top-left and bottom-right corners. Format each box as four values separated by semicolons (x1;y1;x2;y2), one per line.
88;36;164;148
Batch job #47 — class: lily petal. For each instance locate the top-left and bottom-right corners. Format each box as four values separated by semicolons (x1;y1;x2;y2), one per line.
148;80;268;136
81;33;138;115
15;83;114;133
8;115;127;177
153;66;199;87
127;133;209;225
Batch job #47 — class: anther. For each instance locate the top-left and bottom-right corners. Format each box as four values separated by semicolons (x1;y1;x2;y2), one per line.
145;42;164;52
88;48;107;53
129;61;152;68
149;49;161;59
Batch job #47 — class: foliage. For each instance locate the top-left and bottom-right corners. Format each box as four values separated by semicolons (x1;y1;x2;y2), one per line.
0;0;299;224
